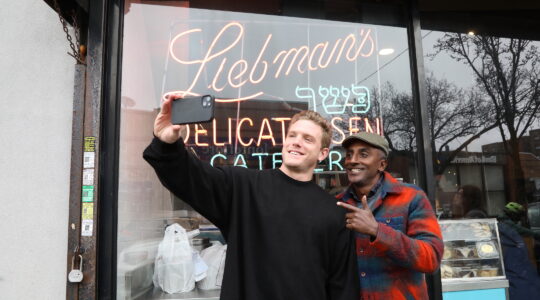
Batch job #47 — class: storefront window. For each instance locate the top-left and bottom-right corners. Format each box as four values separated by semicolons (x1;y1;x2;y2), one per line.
422;29;540;270
117;1;415;298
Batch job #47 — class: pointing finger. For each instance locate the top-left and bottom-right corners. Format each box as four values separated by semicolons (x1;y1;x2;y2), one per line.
337;201;361;212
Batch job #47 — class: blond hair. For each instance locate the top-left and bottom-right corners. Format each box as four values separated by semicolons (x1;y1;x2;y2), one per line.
289;110;332;149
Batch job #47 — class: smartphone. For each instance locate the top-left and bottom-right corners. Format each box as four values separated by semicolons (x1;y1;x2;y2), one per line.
171;95;215;125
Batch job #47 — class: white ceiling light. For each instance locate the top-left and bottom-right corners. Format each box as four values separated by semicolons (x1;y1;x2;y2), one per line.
378;48;395;56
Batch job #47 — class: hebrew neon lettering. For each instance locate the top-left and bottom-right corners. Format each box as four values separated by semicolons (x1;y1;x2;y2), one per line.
295;86;317;112
323;84;349;114
329;85;340;107
297;84;370;115
341;86;350;105
351;85;370;113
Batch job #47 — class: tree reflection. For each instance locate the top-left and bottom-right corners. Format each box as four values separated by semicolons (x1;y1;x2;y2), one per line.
433;34;540;203
381;73;495;175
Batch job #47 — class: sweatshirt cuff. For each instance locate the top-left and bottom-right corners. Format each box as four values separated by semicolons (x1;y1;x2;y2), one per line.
150;136;185;154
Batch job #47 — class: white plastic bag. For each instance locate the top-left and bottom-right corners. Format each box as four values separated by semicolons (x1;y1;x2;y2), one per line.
197;242;227;290
153;223;195;293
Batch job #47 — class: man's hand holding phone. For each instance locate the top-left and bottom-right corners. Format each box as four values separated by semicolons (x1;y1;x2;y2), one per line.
154;95;187;144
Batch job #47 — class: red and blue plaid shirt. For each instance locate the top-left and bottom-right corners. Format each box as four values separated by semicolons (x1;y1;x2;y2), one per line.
336;172;443;300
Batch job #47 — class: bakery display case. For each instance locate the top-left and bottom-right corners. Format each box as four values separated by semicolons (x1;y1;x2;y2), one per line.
439;219;509;300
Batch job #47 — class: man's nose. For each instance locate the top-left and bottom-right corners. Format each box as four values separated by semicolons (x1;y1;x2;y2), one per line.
347;153;360;163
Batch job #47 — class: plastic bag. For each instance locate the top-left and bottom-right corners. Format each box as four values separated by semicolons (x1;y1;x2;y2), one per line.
197;242;227;290
153;223;195;293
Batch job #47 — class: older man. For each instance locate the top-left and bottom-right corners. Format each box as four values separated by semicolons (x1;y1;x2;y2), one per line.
336;132;443;299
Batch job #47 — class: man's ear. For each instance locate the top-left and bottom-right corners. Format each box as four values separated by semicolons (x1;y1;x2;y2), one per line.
378;150;388;171
318;147;330;162
379;158;388;172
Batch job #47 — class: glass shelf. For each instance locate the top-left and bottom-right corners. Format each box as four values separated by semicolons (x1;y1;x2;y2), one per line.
442;257;499;262
438;219;506;281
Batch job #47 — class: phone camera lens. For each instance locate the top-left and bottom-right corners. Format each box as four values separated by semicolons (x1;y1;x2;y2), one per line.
202;96;212;107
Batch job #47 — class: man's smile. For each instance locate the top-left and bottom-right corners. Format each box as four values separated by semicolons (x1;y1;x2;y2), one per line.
288;150;305;156
348;168;365;174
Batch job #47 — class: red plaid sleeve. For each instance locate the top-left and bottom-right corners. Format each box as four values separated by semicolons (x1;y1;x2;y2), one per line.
370;188;443;273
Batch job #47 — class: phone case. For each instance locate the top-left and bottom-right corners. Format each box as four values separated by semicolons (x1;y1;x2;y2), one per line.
171;95;215;125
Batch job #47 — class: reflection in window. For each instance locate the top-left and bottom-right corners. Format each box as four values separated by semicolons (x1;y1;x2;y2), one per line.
117;2;415;299
423;30;540;273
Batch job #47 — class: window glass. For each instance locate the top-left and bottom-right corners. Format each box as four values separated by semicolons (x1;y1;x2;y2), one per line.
484;165;505;192
423;29;540;270
118;1;415;298
438;166;458;192
459;165;482;188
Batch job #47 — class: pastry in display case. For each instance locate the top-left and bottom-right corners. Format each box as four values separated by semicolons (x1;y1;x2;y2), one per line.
438;219;506;281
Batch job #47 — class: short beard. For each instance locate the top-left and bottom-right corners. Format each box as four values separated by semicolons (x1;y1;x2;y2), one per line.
351;180;368;189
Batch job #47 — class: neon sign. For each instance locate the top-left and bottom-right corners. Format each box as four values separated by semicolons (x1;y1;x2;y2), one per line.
209;150;344;172
163;21;382;172
166;22;375;102
295;84;370;114
183;116;382;147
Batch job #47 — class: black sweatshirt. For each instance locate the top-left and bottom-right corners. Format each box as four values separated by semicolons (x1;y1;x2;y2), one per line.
143;138;359;300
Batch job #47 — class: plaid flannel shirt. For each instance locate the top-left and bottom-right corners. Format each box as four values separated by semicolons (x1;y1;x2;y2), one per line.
336;172;443;300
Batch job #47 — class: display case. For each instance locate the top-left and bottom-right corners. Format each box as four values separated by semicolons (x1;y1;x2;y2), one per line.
439;219;509;300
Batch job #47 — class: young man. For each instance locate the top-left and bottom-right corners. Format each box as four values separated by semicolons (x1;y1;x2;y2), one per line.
336;132;443;299
143;96;359;300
